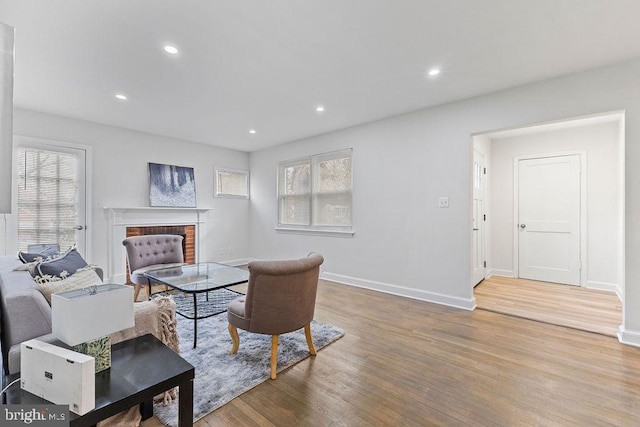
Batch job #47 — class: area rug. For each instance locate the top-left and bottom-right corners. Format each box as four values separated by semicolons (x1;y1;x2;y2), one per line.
153;295;345;426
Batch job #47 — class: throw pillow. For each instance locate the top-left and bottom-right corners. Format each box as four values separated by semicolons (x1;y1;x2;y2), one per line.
12;262;40;277
36;248;88;278
18;252;46;264
17;246;59;263
35;267;102;304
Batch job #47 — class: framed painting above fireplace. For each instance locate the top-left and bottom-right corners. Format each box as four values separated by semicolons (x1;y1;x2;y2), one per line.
148;162;196;207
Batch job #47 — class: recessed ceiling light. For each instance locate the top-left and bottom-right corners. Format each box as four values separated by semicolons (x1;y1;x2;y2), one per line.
316;105;325;113
164;45;179;55
428;68;441;77
249;129;256;134
115;93;128;100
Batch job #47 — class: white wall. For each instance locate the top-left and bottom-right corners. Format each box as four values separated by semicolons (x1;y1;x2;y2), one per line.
249;58;640;345
5;59;640;346
2;109;251;273
489;121;621;294
250;113;478;309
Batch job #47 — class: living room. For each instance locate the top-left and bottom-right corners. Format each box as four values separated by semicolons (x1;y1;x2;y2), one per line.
2;1;640;425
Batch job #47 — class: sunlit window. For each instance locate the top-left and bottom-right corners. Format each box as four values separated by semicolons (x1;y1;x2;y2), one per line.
277;149;352;230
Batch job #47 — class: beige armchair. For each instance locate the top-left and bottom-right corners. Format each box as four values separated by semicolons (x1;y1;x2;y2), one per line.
122;234;185;301
227;253;324;379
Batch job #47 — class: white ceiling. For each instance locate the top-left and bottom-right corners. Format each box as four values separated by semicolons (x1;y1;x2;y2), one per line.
2;1;640;152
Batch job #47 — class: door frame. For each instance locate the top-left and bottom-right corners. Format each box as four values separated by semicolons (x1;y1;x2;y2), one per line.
11;135;93;261
472;149;487;286
512;150;587;286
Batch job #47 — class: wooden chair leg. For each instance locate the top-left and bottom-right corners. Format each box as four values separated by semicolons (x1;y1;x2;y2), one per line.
270;335;279;380
133;285;141;302
304;323;316;356
228;324;240;354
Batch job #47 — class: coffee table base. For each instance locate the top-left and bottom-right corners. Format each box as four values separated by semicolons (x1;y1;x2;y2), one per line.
164;288;242;348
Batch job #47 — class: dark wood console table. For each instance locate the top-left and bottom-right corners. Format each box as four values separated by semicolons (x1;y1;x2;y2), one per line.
5;334;194;427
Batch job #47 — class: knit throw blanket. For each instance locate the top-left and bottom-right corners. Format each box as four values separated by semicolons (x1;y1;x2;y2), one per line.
98;295;179;426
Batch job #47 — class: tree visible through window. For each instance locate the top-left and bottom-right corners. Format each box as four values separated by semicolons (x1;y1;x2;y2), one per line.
278;149;352;229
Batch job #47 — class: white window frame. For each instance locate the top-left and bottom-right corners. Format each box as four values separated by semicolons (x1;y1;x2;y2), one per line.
214;167;249;199
276;148;354;236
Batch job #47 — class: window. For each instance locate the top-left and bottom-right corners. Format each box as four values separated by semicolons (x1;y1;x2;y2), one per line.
16;146;83;251
215;167;249;198
278;149;352;232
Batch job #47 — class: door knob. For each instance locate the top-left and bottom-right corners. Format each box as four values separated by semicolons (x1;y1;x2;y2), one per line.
520;224;526;229
74;225;85;230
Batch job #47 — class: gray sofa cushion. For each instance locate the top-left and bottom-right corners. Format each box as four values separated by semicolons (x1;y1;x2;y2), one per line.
0;256;53;374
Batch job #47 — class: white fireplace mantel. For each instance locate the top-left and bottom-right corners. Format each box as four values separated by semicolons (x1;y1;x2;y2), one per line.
105;207;210;283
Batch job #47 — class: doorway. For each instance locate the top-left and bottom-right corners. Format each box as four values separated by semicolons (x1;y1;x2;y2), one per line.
472;149;487;286
475;276;621;337
471;112;624;332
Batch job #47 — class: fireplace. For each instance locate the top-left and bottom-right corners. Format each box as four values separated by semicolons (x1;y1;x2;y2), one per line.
105;207;209;283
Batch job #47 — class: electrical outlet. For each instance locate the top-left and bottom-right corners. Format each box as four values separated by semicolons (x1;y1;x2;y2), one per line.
438;197;449;208
227;247;233;254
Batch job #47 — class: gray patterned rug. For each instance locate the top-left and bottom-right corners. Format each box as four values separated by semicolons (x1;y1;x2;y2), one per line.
154;296;345;426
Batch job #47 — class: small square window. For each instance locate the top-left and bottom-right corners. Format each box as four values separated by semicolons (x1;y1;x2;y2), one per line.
214;168;249;199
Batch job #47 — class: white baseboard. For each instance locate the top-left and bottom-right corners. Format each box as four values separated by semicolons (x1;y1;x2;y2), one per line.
221;258;253;267
321;272;476;311
618;326;640;347
585;280;621;298
488;269;514;278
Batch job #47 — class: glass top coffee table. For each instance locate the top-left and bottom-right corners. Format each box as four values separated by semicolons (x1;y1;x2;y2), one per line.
144;262;249;348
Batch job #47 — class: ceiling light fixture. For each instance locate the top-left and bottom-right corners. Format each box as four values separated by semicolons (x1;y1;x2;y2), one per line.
164;45;179;55
249;129;256;134
115;94;128;100
316;105;325;113
428;68;441;77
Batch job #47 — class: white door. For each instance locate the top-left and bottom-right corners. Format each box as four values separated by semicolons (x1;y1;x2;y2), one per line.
15;141;87;255
472;150;487;286
518;155;581;285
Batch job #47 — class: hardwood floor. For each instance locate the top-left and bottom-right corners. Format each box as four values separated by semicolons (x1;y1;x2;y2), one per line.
142;279;640;426
475;276;622;337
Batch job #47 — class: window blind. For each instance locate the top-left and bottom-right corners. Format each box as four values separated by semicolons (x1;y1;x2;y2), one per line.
17;147;79;251
215;168;249;198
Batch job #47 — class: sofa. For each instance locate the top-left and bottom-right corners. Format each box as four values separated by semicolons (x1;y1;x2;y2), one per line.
0;254;179;376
